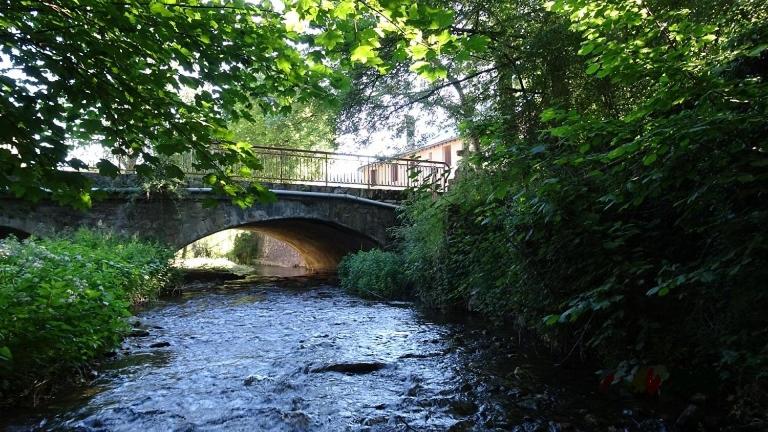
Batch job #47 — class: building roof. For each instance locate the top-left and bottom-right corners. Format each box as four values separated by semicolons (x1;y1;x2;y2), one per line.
397;136;461;158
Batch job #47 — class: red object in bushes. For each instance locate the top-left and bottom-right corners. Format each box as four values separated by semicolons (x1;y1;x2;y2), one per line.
646;367;662;395
599;373;614;393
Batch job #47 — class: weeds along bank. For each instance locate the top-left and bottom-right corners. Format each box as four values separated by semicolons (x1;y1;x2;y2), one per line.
0;230;177;405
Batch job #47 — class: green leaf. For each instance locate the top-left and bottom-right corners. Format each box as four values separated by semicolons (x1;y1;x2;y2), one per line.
275;57;292;73
607;146;626;159
135;164;154;178
464;35;490;52
578;43;595;56
334;0;355;18
164;164;185;180
409;44;430;60
540;108;559;122
585;63;600;74
149;2;173;17
316;30;344;50
549;126;573;137
426;8;454;29
747;43;768;57
642;153;657;165
351;45;376;63
96;160;121;177
0;346;12;361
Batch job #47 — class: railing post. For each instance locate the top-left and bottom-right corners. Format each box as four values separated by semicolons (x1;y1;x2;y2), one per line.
325;153;328;186
279;150;284;183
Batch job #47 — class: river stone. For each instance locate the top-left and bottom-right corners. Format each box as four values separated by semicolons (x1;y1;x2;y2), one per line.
128;329;150;337
149;341;170;348
447;419;474;432
690;393;707;406
308;362;387;374
449;398;478;416
361;415;388;426
399;352;443;359
675;404;702;431
243;375;268;386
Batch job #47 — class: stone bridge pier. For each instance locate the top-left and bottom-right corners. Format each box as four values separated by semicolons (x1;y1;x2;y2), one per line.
0;187;401;271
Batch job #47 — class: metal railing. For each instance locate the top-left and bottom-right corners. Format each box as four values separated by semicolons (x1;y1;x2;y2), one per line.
246;146;449;190
87;146;451;190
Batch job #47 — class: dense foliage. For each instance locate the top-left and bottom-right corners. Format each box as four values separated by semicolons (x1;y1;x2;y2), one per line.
0;0;480;208
230;101;337;152
0;230;176;403
338;249;408;300
340;0;768;419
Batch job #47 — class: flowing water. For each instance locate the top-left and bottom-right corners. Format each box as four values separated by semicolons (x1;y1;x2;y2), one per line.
3;274;670;431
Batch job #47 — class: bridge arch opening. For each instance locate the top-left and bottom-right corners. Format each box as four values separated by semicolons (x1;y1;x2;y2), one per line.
0;226;31;240
178;218;379;272
240;218;379;271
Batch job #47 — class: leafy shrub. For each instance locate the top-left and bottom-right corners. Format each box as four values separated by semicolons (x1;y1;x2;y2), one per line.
0;229;177;403
387;3;768;408
338;249;409;300
228;231;263;265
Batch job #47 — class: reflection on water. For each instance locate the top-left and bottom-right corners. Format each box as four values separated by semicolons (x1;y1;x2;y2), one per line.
251;264;309;278
4;278;669;432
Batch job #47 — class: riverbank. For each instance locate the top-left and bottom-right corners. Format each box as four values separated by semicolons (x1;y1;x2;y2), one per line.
0;230;178;408
339;233;768;431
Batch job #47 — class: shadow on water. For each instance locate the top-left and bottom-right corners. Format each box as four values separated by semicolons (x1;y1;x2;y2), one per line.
3;272;672;432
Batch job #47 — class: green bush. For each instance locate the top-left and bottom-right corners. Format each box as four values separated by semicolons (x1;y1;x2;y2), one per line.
382;2;768;410
338;249;409;300
228;231;263;265
0;229;177;403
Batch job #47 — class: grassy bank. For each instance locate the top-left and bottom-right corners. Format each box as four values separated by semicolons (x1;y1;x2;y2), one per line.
0;230;177;405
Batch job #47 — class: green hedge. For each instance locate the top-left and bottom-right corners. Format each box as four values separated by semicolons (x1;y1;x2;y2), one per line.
0;229;177;402
338;249;409;300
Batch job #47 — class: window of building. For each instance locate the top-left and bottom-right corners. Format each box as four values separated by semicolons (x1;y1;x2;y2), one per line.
391;164;399;183
443;145;452;166
369;168;377;185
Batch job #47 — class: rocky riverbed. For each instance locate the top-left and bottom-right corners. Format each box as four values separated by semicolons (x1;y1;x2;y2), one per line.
2;275;676;431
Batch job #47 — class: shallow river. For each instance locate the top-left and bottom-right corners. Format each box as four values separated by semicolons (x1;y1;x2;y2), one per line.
4;275;670;431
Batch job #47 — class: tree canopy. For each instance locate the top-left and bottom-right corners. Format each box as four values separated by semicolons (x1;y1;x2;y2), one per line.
0;0;480;207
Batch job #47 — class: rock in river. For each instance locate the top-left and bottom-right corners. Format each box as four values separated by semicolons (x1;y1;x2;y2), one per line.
308;362;387;374
149;341;171;348
128;329;150;337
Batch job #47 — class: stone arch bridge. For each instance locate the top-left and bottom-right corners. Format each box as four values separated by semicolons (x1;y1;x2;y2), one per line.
0;184;404;271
